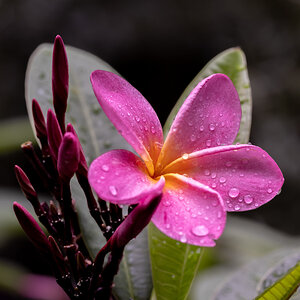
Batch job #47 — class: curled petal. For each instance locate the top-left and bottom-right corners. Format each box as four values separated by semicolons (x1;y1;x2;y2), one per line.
88;149;165;205
157;74;241;170
151;174;226;246
90;71;164;176
163;144;284;212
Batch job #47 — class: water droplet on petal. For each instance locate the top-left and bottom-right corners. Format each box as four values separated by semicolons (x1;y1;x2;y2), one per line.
109;185;117;196
188;121;193;127
200;125;204;132
190;134;196;142
180;235;187;243
212;200;219;207
225;161;232;167
166;224;171;229
206;140;212;147
267;188;273;194
192;225;209;236
163;200;171;207
219;177;226;183
244;195;253;204
211;183;217;188
209;124;215;131
204;169;210;176
211;172;217;179
151;126;156;133
182;153;189;160
228;188;239;198
102;165;109;172
234;204;240;211
217;211;222;218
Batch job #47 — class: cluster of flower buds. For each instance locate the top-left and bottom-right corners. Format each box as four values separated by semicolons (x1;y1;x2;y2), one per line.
14;35;162;300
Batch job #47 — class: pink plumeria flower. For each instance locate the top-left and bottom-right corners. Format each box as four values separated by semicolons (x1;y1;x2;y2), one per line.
88;71;284;247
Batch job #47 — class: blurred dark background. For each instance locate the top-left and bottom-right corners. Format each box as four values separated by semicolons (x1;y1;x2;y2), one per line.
0;0;300;298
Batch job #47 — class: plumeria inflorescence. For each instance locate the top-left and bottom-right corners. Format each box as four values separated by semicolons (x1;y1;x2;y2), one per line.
14;35;159;300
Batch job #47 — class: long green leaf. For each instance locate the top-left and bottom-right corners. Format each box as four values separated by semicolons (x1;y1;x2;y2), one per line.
163;47;252;144
256;253;300;300
148;222;203;300
25;44;151;300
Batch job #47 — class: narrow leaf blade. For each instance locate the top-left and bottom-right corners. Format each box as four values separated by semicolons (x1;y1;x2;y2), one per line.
148;222;203;300
163;47;252;144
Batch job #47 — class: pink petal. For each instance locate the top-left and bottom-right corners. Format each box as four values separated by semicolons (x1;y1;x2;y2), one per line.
157;74;241;170
151;174;226;247
90;71;164;176
88;149;165;205
163;144;284;212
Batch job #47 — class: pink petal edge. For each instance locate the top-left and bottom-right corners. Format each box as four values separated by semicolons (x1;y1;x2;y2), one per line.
163;144;284;212
88;149;165;205
157;74;241;170
90;71;164;176
151;174;226;247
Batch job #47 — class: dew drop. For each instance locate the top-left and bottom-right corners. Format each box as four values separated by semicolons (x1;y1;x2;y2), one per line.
191;213;197;218
109;185;117;196
151;126;156;133
192;225;209;236
221;121;225;127
163;200;171;207
209;124;215;131
212;200;218;207
228;188;240;198
234;205;240;211
217;211;222;219
135;116;140;122
267;188;273;194
200;125;204;132
190;134;196;142
206;140;212;147
171;274;176;279
225;161;232;167
166;224;171;229
180;235;187;243
101;165;109;172
182;153;189;160
204;169;210;176
244;195;253;204
211;183;217;188
211;172;217;179
188;121;193;127
219;177;226;183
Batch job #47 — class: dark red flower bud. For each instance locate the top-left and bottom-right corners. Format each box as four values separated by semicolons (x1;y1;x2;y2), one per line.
32;99;47;142
66;123;88;176
13;202;50;255
57;132;80;182
14;165;40;211
52;35;69;132
47;109;63;160
110;192;162;250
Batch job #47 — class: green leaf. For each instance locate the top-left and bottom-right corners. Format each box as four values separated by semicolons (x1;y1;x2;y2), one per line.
211;249;300;300
163;47;252;144
25;44;151;300
148;222;203;300
256;253;300;300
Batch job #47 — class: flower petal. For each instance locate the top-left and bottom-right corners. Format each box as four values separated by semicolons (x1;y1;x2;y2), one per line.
163;145;284;212
151;174;226;246
157;74;241;170
88;149;165;205
90;71;164;176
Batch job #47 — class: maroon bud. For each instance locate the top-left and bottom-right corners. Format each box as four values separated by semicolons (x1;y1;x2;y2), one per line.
32;99;47;142
14;165;40;211
13;202;50;255
109;190;162;251
47;109;63;160
57;132;80;182
52;35;69;132
66;123;88;176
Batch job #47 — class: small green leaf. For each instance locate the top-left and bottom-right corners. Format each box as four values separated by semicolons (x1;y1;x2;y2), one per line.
163;47;252;144
25;44;151;300
148;222;203;300
256;253;300;300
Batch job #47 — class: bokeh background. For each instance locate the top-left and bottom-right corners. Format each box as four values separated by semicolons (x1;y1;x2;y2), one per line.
0;0;300;299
